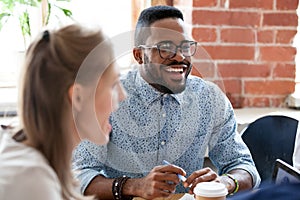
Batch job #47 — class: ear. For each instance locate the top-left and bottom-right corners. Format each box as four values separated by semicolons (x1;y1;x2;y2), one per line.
133;47;143;64
68;84;84;112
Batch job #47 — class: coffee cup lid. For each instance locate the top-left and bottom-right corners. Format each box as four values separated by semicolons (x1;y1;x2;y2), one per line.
193;182;228;197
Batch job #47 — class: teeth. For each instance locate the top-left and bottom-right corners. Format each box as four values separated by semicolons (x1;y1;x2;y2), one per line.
166;67;184;73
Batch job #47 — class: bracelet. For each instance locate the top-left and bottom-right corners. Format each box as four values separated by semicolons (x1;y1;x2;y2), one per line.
112;176;133;200
222;173;239;195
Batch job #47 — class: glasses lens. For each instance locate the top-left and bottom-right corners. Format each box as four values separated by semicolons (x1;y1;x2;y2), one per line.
181;41;197;57
155;41;197;59
157;42;176;58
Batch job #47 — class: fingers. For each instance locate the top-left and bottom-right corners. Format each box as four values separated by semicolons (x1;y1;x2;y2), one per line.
151;164;186;184
151;169;181;185
142;166;219;198
157;180;177;194
139;164;187;198
184;167;218;192
155;164;186;177
140;173;178;199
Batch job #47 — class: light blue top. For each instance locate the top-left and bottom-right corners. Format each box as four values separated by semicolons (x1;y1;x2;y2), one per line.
72;69;261;194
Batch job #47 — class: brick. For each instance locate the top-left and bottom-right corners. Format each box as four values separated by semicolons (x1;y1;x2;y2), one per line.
220;0;226;7
193;0;217;7
220;28;255;43
151;0;173;6
194;45;217;60
273;63;296;78
245;80;295;95
271;97;288;107
191;67;203;78
276;30;297;44
259;46;296;62
226;93;244;108
242;97;271;107
263;13;298;26
229;12;260;26
174;0;193;6
223;79;242;93
257;30;275;43
192;27;217;42
230;0;273;9
218;63;271;78
192;10;260;27
211;80;227;93
276;0;299;10
201;45;255;60
168;1;298;109
192;61;215;78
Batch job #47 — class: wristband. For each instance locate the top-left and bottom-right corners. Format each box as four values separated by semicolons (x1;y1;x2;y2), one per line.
222;173;239;195
112;176;133;200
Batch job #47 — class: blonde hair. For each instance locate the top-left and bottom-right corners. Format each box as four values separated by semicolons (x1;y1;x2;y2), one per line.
19;24;111;200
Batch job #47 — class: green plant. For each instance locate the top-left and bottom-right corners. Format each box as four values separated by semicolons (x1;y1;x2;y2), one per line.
0;0;73;49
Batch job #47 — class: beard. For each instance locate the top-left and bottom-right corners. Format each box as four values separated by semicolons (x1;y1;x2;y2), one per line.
143;55;192;94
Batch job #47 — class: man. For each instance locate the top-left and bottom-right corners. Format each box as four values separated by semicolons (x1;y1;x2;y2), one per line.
72;5;260;199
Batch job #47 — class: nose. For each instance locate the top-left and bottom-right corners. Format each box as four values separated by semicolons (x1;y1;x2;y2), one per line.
171;48;185;61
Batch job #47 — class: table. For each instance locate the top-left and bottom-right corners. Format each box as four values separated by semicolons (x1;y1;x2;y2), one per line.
234;107;300;133
234;107;300;125
133;193;195;200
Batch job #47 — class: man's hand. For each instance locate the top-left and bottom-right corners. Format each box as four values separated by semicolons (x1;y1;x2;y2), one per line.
124;164;186;199
183;168;253;195
183;167;218;194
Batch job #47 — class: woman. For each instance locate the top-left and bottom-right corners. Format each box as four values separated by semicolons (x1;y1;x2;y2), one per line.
0;24;126;199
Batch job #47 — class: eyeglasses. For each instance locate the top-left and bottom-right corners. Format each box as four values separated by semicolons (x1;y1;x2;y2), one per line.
138;40;197;59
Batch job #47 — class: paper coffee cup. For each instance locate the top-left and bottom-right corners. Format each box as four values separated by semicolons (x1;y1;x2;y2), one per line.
193;182;228;200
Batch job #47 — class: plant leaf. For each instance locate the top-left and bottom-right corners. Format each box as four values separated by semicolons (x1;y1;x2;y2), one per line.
14;0;39;7
54;5;73;17
0;13;11;31
18;10;31;37
0;0;15;11
44;2;51;26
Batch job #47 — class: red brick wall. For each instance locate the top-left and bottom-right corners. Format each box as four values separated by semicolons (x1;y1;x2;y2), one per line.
175;0;299;108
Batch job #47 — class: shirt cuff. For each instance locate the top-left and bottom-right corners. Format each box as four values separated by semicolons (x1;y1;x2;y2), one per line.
76;168;103;194
224;164;261;189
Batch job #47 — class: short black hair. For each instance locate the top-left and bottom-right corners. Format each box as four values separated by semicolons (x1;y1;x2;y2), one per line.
134;5;184;46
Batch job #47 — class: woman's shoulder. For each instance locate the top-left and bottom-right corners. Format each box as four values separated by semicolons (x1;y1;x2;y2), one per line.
0;131;60;185
0;132;62;199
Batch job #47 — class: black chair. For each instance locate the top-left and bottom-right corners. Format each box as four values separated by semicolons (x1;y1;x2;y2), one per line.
240;115;298;183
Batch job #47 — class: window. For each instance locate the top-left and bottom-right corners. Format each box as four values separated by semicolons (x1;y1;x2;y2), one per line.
0;0;135;117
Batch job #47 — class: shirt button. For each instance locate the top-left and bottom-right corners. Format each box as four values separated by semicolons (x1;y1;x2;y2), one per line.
161;140;166;145
162;113;166;118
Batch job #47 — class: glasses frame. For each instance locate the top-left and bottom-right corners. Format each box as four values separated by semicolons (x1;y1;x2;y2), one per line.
138;40;197;59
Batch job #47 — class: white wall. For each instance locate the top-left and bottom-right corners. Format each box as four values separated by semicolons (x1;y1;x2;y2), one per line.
0;0;133;88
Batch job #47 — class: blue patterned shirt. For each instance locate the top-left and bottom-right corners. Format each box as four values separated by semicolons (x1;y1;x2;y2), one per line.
72;69;261;194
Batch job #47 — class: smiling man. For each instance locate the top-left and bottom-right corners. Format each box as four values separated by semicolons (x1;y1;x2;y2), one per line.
72;5;261;200
135;19;194;94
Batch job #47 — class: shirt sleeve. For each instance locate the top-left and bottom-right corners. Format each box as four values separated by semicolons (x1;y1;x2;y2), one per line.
293;124;300;170
207;83;261;188
72;140;107;194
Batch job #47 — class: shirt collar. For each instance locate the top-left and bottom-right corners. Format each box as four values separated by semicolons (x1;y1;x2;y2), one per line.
135;70;185;105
